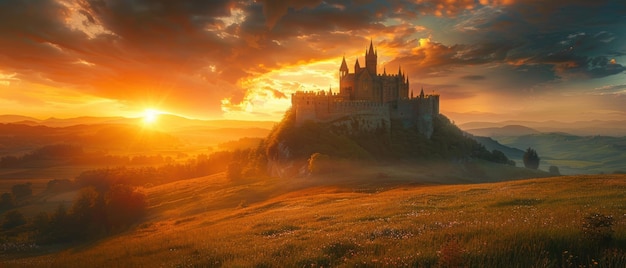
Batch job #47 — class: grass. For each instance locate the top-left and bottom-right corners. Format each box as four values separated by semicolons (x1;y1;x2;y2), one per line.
2;173;626;267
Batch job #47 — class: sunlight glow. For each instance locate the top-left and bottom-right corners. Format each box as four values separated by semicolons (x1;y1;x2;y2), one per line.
142;109;161;125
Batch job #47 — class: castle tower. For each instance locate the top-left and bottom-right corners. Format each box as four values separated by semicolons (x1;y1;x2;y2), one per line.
365;40;377;75
339;56;348;78
354;58;361;72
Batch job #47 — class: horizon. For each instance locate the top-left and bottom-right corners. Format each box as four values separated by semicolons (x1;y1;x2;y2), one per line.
1;1;625;124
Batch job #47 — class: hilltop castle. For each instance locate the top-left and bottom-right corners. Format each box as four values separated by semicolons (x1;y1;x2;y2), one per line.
291;41;439;137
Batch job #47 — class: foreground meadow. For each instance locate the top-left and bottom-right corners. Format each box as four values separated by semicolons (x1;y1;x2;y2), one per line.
2;173;625;267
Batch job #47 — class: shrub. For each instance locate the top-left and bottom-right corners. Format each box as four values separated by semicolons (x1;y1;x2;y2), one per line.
549;165;560;175
437;239;466;268
581;213;614;245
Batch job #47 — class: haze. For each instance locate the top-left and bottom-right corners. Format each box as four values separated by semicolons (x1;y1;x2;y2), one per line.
1;0;625;124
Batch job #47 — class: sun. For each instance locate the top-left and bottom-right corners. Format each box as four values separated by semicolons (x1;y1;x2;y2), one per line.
142;109;160;125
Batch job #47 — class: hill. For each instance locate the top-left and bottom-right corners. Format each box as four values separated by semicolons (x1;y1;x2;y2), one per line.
465;125;540;137
468;135;525;160
496;133;626;174
0;115;41;124
262;110;516;177
3;173;625;267
459;120;626;137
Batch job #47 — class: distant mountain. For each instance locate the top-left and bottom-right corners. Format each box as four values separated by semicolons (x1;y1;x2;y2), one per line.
41;116;131;127
0;123;182;156
0;114;276;131
0;114;41;123
459;120;626;136
465;125;540;137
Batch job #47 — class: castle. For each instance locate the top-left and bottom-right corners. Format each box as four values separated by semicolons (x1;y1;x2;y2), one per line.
291;41;440;137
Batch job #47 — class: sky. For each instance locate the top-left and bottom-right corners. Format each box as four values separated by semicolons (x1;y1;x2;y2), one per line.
1;0;625;124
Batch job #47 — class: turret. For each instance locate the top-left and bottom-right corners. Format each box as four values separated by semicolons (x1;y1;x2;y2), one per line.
339;56;348;78
355;58;361;72
366;39;377;75
420;87;425;98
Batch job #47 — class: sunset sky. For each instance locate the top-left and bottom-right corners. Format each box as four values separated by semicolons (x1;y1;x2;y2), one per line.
1;0;625;124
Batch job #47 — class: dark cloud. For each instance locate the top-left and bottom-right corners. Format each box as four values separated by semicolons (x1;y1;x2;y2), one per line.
255;0;322;28
461;75;486;81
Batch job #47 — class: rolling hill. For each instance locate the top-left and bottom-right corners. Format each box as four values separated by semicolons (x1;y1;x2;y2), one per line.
464;125;540;137
2;172;624;267
495;133;626;174
459;120;626;137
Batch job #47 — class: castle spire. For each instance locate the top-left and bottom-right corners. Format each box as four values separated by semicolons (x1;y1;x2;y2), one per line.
398;65;402;75
368;39;375;56
420;87;425;98
411;90;414;99
355;58;361;71
339;55;348;77
383;66;386;75
365;39;378;75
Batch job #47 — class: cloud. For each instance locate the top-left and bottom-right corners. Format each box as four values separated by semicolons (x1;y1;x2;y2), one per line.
1;0;625;121
255;0;322;28
460;75;486;80
592;84;626;95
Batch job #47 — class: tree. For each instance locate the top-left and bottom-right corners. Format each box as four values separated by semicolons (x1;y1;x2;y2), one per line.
2;210;26;230
0;193;15;210
71;187;105;237
226;161;243;180
523;147;540;169
104;184;147;231
11;182;32;200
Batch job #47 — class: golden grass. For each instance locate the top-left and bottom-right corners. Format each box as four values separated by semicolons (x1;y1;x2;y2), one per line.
2;174;626;267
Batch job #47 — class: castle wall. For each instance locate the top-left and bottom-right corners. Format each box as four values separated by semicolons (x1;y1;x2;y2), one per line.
391;95;439;138
293;90;439;137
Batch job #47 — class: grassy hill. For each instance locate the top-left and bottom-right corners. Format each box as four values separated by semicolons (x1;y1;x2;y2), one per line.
2;173;625;267
496;133;626;174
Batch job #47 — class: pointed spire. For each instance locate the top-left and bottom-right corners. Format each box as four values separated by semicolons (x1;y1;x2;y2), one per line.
420;87;425;98
355;58;361;70
368;39;375;56
398;65;402;75
383;67;386;75
340;55;348;71
329;85;332;95
411;90;414;99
